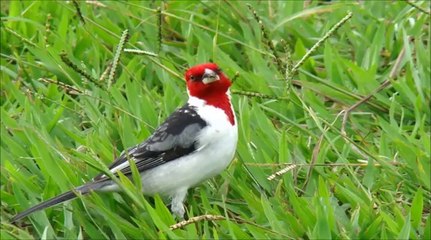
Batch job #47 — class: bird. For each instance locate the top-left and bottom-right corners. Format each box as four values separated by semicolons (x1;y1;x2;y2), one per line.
11;62;238;223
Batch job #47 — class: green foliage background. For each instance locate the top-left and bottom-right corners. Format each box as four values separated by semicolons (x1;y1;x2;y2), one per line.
1;1;430;239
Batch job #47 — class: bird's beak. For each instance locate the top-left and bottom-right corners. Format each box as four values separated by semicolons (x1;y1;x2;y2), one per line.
202;69;220;84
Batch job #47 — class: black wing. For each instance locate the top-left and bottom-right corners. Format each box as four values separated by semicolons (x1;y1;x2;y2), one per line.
93;104;207;181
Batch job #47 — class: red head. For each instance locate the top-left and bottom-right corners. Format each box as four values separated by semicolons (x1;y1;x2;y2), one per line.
185;63;235;125
185;63;231;98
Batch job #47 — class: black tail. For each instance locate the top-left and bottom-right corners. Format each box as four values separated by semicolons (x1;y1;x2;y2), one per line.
11;190;78;223
10;181;109;223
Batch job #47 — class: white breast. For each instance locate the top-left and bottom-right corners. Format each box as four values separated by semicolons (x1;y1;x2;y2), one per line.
138;96;238;196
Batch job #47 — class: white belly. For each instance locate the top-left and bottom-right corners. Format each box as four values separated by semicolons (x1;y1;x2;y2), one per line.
140;103;237;196
141;126;237;195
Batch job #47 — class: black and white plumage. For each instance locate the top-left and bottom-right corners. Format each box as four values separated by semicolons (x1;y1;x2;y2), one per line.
93;104;208;181
11;63;238;223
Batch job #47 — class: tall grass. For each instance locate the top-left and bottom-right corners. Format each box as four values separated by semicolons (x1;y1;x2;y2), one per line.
1;1;430;239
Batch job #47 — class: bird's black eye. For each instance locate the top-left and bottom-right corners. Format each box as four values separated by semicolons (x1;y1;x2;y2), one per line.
190;75;196;81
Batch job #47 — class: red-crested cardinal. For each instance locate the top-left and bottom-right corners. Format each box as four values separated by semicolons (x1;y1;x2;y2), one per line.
11;63;238;222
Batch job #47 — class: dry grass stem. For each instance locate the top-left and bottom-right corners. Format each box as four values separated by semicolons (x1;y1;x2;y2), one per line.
302;128;326;191
341;45;406;135
38;78;83;95
267;164;298;180
170;215;226;230
85;0;106;8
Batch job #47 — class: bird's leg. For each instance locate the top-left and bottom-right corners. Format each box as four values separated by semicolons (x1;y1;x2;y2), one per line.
170;188;188;220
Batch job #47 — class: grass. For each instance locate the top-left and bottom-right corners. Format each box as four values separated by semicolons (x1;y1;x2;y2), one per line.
1;1;430;239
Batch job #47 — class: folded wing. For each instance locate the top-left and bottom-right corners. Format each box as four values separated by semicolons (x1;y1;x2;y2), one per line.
93;104;207;181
